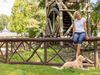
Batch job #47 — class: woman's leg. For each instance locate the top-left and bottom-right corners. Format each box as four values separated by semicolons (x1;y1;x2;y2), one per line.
73;32;80;58
73;33;79;44
76;32;86;58
76;44;81;58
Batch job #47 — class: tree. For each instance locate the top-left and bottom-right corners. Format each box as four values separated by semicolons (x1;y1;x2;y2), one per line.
0;14;9;31
9;0;45;37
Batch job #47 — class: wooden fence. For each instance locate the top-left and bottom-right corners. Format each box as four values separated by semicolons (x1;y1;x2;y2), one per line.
0;37;99;67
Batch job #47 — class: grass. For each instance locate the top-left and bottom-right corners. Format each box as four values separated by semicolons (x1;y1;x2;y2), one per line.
8;48;64;63
0;64;100;75
0;47;100;75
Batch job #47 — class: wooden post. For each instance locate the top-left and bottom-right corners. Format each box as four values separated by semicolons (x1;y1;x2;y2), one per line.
44;42;47;64
58;0;64;45
94;41;99;68
6;42;8;63
59;0;63;38
87;0;91;37
45;0;49;37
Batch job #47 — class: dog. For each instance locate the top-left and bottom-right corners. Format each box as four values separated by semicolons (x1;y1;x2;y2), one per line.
52;55;86;70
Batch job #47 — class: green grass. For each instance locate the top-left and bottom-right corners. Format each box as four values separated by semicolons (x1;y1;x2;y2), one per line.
0;64;100;75
8;48;64;63
0;48;100;75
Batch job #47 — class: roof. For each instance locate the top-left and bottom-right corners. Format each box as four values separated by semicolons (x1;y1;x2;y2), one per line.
0;27;18;37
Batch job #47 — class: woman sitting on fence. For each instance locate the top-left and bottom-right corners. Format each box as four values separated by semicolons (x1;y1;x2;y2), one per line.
72;11;89;58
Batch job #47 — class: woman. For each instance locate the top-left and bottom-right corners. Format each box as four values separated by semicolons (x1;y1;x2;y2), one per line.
73;11;89;58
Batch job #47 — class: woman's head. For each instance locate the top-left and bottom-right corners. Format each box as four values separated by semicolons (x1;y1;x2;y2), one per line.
74;11;82;20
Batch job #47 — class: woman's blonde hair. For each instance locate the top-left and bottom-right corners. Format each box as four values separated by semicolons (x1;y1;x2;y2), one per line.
73;11;81;19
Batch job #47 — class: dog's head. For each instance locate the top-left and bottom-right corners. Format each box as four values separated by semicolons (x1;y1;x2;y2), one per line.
77;55;86;61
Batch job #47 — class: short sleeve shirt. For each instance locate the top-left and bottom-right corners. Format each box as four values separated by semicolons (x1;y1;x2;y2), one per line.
74;18;86;32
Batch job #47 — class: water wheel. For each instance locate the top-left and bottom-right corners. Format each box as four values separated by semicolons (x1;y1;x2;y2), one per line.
45;2;73;37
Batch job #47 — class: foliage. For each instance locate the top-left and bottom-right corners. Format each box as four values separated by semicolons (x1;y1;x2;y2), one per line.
26;27;40;37
91;2;100;36
0;14;9;31
91;2;100;24
38;0;45;8
9;0;45;37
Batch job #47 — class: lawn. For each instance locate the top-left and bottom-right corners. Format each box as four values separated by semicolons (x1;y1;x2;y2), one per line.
0;64;100;75
0;47;100;75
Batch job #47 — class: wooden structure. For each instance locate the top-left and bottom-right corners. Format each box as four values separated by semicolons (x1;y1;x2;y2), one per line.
45;0;91;37
0;38;99;67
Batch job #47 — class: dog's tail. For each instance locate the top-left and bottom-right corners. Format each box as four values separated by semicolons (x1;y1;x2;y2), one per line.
51;66;62;70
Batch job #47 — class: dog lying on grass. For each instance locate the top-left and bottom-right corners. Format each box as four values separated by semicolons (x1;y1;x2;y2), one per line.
52;55;86;70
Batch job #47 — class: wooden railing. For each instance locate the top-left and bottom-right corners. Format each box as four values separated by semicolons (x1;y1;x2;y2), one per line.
0;37;99;67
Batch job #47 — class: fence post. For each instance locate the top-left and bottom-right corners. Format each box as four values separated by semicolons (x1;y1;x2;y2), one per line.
44;42;47;65
5;42;8;63
94;41;99;68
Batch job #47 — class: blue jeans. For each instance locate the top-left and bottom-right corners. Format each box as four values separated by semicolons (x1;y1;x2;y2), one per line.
73;32;86;44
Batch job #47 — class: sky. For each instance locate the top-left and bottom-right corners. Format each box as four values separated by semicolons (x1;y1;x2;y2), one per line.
91;0;98;3
0;0;15;16
0;0;98;16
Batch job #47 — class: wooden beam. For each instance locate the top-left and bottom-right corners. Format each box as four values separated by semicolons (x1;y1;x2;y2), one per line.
57;0;64;38
64;24;73;36
60;9;92;12
60;9;76;12
61;2;74;20
46;0;55;7
87;0;91;37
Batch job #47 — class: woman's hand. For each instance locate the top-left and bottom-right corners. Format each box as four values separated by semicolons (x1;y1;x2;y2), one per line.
86;35;89;40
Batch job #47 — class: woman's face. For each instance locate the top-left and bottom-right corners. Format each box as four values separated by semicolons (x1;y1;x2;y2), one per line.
75;12;81;20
